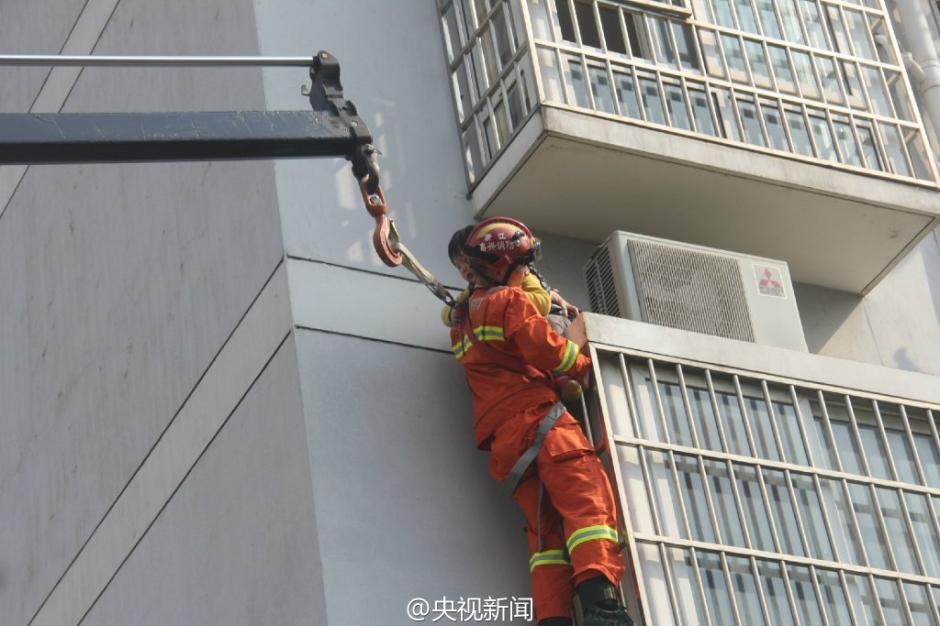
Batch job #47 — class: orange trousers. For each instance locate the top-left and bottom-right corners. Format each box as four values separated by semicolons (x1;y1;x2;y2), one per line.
495;408;625;622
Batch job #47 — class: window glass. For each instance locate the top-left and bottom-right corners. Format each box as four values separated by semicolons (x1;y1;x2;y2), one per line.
786;109;814;157
816;56;844;104
665;83;693;130
773;399;810;465
862;66;893;117
614;70;643;119
527;0;553;40
844;9;875;60
809;115;837;161
573;0;601;47
492;5;515;64
745;40;771;88
758;561;798;625
599;5;626;54
876;488;919;574
555;0;577;42
732;0;759;33
811;415;838;470
660;381;694;446
727;556;767;625
904;583;937;626
471;42;489;93
791;50;819;99
651;17;677;68
669;547;708;626
800;0;829;50
736;464;775;551
462;123;483;181
648;449;686;537
672;22;701;72
481;25;500;86
754;0;782;39
711;0;737;28
452;60;474;120
482;114;498;157
699;30;726;78
856;420;893;480
686;384;723;449
493;97;511;147
507;80;526;128
789;565;827;626
443;4;464;60
589;65;616;113
705;460;747;546
777;0;805;44
856;122;882;170
640;76;668;124
906;131;932;180
792;472;834;560
768;45;796;93
880;411;919;484
565;55;591;108
833;120;862;167
743;395;777;458
817;569;854;626
821;478;865;564
848;482;891;569
885;70;914;122
765;468;804;555
690;87;718;136
538;47;563;103
908;410;940;487
880;122;911;176
840;61;865;106
844;573;880;626
714;89;743;142
874;578;906;626
699;551;737;626
677;454;716;542
825;5;850;53
637;543;678;626
869;16;896;64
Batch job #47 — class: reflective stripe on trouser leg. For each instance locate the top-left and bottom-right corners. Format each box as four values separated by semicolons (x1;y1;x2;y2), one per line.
514;476;575;621
536;413;625;587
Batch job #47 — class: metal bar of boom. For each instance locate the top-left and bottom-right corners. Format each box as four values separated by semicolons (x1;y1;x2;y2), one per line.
0;110;371;164
0;54;314;67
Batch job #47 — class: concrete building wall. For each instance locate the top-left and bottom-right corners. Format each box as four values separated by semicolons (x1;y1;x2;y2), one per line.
0;1;284;624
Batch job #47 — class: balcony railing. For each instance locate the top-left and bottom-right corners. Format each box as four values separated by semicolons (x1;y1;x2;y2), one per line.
438;0;940;189
583;313;940;626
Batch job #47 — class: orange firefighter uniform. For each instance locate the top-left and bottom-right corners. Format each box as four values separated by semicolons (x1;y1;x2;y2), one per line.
451;285;624;621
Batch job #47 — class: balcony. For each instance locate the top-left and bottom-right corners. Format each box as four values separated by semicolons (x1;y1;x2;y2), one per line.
580;312;940;626
437;0;940;293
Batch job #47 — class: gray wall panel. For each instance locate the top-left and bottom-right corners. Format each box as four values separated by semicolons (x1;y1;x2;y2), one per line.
0;0;87;112
254;0;473;288
294;330;531;626
0;1;283;623
81;336;327;626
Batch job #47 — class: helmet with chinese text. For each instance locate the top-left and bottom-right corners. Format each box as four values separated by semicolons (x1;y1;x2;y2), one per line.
462;217;540;285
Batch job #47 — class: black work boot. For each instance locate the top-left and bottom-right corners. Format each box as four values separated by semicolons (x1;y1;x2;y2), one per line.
576;576;635;626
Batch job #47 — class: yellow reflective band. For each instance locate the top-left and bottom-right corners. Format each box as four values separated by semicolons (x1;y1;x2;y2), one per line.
552;340;579;374
452;335;472;360
473;325;505;342
528;549;569;573
566;525;619;554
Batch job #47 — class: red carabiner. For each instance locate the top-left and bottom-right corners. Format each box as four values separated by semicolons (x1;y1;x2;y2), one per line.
359;178;402;267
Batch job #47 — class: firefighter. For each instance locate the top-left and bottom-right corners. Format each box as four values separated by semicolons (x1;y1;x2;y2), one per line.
448;217;633;626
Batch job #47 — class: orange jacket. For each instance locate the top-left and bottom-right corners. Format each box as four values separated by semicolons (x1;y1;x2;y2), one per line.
450;285;590;448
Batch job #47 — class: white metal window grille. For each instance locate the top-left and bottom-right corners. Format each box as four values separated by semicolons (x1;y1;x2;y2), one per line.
438;0;539;184
589;345;940;626
517;0;939;185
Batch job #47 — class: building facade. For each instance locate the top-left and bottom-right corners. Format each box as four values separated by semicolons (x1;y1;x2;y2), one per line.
1;1;939;625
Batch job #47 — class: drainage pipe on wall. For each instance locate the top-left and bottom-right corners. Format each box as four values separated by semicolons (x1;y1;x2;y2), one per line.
890;0;940;152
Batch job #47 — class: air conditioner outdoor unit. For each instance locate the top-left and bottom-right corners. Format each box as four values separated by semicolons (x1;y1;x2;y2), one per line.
584;231;808;352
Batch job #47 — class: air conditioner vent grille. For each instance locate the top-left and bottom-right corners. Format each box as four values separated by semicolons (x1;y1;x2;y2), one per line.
630;239;755;342
585;243;620;317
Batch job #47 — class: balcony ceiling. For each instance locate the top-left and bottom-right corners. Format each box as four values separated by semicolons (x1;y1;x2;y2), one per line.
474;107;940;294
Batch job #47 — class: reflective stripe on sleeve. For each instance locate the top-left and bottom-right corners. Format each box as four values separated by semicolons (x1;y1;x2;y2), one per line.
452;335;472;360
566;525;619;554
552;340;579;374
528;549;569;573
473;325;505;342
